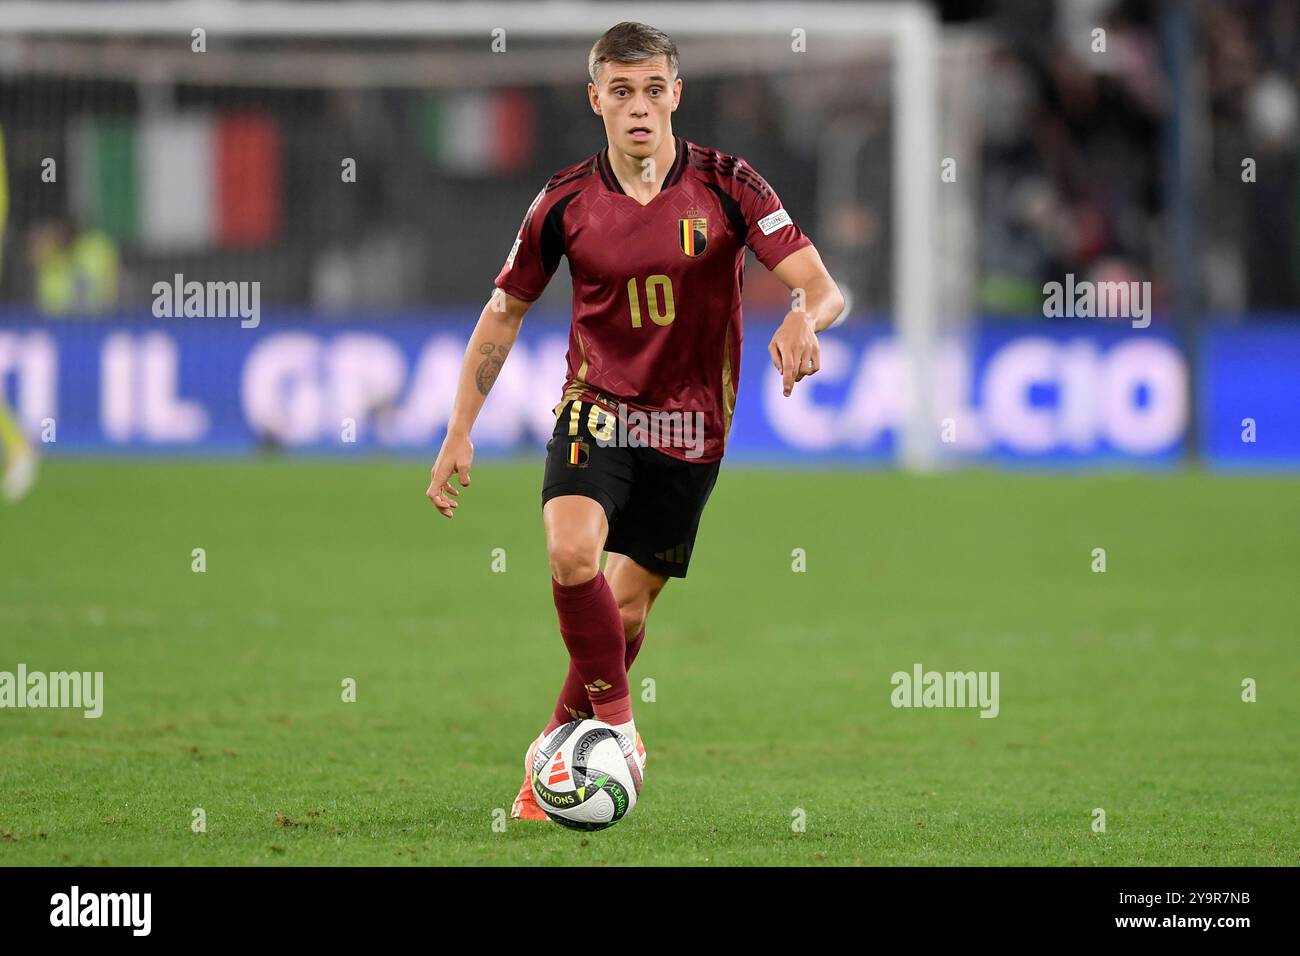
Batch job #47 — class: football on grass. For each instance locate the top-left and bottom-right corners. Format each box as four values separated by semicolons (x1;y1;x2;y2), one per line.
530;719;642;830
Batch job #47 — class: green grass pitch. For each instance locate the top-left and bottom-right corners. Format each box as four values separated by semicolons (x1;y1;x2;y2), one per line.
1;459;1297;866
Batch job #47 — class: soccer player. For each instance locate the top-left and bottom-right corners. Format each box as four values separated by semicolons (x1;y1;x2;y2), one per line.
0;402;37;503
425;22;844;820
0;122;38;504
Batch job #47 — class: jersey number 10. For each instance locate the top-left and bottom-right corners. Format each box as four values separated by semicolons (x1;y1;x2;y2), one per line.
626;275;676;328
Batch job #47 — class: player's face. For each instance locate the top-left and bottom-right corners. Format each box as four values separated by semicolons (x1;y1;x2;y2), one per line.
588;57;681;158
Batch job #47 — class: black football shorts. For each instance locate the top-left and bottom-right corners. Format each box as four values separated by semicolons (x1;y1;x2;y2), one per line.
541;398;721;578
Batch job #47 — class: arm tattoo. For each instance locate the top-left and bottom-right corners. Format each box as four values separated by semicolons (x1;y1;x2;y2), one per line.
475;342;510;396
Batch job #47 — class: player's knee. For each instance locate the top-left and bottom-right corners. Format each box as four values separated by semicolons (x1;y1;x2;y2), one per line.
548;541;601;586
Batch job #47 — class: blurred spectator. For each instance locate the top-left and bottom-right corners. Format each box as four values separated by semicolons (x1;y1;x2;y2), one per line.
26;220;120;316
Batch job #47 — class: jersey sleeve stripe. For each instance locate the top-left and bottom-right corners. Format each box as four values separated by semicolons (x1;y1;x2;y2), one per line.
546;160;597;192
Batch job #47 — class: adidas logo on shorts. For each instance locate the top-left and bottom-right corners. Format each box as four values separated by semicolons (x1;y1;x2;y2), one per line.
654;544;686;563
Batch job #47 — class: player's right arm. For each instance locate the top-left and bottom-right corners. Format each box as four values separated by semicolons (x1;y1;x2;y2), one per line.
426;182;567;518
425;289;532;518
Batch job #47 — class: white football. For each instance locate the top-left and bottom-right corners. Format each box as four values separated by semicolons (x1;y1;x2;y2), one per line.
530;719;642;830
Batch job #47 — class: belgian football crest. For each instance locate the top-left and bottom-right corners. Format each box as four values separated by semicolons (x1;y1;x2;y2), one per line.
679;216;707;257
567;439;590;468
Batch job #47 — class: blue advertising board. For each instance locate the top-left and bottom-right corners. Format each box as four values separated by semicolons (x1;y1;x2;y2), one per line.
0;311;1295;468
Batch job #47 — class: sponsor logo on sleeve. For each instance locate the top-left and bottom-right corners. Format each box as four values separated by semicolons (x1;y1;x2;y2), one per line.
757;208;793;236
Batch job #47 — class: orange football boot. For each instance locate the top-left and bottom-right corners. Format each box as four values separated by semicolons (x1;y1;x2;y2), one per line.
510;732;548;821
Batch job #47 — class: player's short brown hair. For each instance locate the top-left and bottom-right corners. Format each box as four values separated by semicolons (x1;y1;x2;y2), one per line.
588;21;679;85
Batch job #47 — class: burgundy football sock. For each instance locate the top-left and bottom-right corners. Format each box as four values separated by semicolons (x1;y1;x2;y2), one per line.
543;622;646;734
544;662;592;734
552;572;633;726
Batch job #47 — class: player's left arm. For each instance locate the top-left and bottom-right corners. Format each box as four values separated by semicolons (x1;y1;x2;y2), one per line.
768;245;845;397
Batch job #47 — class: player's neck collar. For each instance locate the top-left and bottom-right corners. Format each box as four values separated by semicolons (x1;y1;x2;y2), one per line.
599;135;684;197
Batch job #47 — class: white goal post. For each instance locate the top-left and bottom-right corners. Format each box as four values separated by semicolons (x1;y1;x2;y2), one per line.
2;0;942;471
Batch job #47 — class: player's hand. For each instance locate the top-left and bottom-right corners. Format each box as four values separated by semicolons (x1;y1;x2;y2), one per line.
768;312;821;396
426;431;473;518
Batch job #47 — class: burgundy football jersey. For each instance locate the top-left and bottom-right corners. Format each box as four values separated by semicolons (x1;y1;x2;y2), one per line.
493;135;811;463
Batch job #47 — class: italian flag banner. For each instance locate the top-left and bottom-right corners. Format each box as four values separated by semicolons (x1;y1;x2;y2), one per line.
422;89;534;175
70;112;282;250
